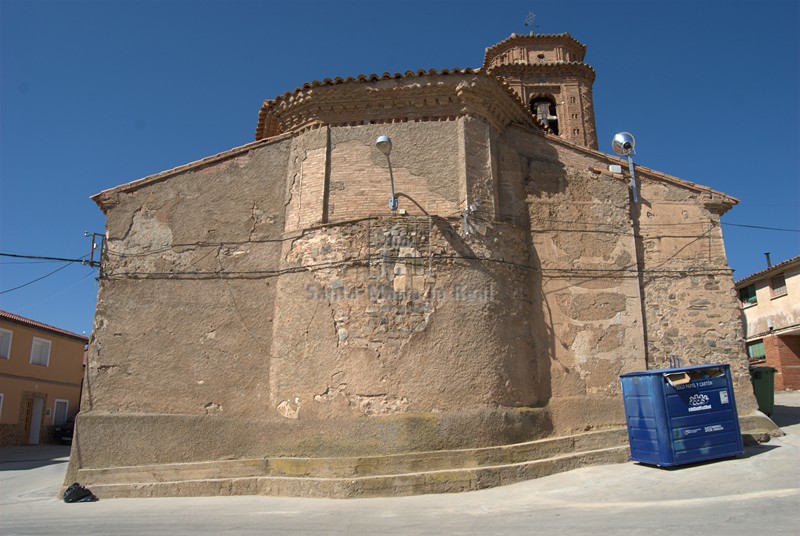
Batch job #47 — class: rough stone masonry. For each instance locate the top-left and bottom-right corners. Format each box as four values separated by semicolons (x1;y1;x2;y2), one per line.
66;32;774;494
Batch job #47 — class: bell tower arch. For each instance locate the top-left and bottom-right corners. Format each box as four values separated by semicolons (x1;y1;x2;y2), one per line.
484;32;598;149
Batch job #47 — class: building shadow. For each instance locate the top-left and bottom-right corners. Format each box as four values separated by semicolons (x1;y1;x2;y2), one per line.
638;442;780;471
740;442;781;459
771;403;800;428
0;445;71;471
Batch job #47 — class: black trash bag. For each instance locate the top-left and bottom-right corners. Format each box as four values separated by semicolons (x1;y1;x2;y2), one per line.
63;482;99;503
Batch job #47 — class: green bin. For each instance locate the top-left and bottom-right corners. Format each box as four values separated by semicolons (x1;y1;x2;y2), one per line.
749;366;776;416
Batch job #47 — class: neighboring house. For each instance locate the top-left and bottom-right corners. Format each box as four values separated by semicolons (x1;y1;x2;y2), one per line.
736;255;800;390
0;310;88;446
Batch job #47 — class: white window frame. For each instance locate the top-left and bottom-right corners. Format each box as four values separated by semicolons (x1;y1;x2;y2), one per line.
0;328;12;359
30;337;51;367
53;399;69;425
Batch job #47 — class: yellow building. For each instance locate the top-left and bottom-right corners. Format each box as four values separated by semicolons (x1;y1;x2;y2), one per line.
0;310;88;446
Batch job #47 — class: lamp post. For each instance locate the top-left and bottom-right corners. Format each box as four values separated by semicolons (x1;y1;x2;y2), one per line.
376;135;398;211
612;132;638;204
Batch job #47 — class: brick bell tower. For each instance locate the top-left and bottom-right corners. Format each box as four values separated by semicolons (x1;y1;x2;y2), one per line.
484;32;598;150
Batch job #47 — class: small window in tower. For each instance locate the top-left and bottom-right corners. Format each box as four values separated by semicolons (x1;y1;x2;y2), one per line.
570;96;576;104
531;97;559;136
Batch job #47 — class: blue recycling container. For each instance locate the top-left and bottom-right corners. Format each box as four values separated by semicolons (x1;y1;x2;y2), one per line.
619;364;744;467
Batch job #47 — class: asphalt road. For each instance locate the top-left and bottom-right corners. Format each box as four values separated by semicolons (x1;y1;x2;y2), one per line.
2;392;799;536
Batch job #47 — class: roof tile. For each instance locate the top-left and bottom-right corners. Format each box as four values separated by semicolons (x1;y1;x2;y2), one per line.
735;255;800;285
0;309;89;343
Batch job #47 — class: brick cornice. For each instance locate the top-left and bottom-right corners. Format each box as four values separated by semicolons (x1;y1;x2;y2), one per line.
255;70;546;140
487;61;596;84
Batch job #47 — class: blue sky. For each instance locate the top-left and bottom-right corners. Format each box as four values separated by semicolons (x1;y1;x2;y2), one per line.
1;0;798;335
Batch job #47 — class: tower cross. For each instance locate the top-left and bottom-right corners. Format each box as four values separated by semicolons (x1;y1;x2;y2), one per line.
524;11;536;32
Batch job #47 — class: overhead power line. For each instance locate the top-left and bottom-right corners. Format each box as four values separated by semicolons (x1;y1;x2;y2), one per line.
0;254;92;295
1;263;73;295
0;252;96;264
102;253;732;281
721;222;800;233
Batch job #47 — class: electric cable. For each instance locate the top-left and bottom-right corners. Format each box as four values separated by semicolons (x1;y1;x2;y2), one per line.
0;252;93;264
13;271;96;312
0;260;57;265
0;255;91;295
1;263;73;295
11;215;781;290
721;222;800;233
102;252;732;282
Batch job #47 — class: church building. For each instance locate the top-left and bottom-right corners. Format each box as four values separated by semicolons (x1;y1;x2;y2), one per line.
66;30;774;498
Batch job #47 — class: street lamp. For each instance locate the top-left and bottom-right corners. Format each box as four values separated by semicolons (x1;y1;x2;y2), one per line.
376;135;398;210
612;132;639;204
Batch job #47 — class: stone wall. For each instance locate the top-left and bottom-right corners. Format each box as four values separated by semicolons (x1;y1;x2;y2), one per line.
87;139;290;417
73;114;761;477
270;215;537;422
494;124;756;429
635;177;756;413
329;122;462;222
72;119;549;474
284;121;464;231
499;126;647;432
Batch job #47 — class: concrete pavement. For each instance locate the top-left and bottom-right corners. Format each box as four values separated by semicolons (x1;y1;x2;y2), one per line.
2;391;799;535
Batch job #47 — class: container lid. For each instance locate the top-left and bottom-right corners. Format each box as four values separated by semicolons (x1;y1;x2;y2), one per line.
620;363;730;378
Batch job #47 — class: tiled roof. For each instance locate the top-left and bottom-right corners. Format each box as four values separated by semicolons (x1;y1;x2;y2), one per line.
0;309;89;343
484;32;587;66
276;67;477;97
90;60;736;211
94;67;549;205
255;68;548;140
735;255;800;286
